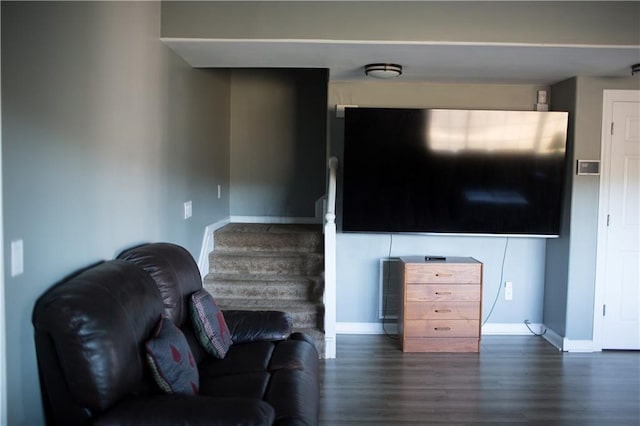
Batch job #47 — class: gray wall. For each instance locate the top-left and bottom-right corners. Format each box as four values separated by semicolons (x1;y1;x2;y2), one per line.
230;69;328;219
547;76;640;340
161;1;640;47
543;78;576;337
329;82;551;326
2;2;230;425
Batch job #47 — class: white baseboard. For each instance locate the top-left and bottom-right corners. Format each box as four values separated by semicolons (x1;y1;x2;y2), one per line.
324;334;337;359
337;322;398;335
542;326;595;352
562;339;595;352
481;322;545;335
542;326;564;351
336;322;546;336
197;218;230;277
229;215;321;224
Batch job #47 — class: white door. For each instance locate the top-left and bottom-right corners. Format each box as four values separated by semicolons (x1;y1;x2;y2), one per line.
597;91;640;350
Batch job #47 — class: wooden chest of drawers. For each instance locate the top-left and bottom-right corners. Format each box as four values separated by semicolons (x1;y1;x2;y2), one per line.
398;256;483;352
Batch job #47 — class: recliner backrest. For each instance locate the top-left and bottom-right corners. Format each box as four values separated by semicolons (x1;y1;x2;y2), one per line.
117;243;208;363
117;243;203;328
32;260;164;425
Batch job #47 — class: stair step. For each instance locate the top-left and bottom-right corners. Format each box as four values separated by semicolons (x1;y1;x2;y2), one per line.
215;223;323;253
203;273;323;302
210;251;323;276
210;223;325;357
217;299;323;329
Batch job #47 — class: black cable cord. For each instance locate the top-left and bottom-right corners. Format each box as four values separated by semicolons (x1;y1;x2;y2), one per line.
381;233;398;340
482;237;509;326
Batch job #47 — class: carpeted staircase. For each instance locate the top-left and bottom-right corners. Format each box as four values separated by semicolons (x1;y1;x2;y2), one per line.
204;223;325;357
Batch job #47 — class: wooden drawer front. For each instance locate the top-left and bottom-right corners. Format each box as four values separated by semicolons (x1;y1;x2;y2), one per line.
403;337;479;353
406;284;480;302
405;319;479;338
405;301;479;320
405;264;481;284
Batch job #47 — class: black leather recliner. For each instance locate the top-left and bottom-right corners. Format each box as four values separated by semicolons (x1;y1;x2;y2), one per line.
33;242;319;426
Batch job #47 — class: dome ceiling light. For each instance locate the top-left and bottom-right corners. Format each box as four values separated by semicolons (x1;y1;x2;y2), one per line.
364;63;403;79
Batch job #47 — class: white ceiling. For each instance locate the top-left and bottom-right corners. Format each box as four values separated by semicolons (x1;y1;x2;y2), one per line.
162;38;640;84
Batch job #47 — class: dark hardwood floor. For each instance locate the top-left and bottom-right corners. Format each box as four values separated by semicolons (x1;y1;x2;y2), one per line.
319;334;640;425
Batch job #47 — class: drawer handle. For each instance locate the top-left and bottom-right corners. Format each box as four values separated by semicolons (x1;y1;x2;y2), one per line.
434;327;451;331
435;309;452;313
435;291;452;295
435;273;453;277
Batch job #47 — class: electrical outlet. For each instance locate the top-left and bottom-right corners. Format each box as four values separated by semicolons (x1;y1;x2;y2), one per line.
505;281;513;301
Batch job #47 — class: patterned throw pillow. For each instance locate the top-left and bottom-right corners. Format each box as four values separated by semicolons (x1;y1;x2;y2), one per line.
190;289;233;358
145;316;199;395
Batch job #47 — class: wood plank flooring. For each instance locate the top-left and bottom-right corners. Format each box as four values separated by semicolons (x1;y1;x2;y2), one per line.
319;334;640;425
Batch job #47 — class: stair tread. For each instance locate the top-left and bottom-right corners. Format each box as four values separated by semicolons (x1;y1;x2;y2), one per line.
218;298;322;306
204;275;323;302
211;251;322;258
215;223;323;253
218;299;322;311
205;272;322;282
216;223;322;234
214;246;322;254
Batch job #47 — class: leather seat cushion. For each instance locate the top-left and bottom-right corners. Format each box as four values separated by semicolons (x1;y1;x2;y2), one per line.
199;371;271;400
198;341;275;377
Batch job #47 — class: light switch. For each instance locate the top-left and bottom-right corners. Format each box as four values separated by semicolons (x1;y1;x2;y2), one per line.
11;239;24;277
184;201;192;219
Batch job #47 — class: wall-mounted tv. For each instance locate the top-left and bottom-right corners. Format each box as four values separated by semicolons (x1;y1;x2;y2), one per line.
342;108;569;236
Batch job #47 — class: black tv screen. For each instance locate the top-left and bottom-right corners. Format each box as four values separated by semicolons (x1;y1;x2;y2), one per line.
342;108;569;236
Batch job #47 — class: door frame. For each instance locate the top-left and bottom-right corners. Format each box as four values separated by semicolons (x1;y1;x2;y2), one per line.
593;89;640;351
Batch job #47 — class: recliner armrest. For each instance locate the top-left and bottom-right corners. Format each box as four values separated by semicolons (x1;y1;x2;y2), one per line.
94;395;275;426
223;310;293;344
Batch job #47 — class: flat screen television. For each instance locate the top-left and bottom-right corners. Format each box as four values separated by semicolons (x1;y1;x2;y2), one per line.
341;108;569;236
